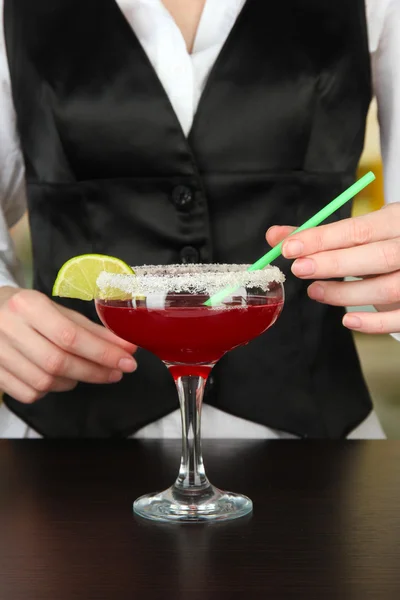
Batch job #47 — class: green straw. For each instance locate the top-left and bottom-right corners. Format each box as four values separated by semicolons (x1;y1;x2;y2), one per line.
205;171;376;307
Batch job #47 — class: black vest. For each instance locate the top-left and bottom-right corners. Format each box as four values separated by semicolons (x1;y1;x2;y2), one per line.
3;0;373;438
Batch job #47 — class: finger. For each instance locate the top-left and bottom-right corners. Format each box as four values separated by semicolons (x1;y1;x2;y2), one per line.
57;304;137;354
2;320;126;384
266;226;296;247
0;365;45;405
282;203;400;259
343;310;400;335
8;293;137;371
307;272;400;307
0;332;78;394
49;378;79;393
291;239;400;279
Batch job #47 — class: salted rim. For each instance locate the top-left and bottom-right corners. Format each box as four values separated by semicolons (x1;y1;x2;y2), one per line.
96;264;285;296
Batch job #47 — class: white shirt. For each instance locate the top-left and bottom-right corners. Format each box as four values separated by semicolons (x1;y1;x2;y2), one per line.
0;0;395;439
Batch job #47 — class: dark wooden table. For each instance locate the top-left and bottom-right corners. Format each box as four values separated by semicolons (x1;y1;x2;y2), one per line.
0;440;399;599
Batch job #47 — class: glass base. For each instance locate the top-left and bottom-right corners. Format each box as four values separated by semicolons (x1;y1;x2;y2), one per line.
133;484;253;523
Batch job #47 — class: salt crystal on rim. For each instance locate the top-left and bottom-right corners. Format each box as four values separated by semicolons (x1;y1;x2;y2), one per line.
96;264;285;296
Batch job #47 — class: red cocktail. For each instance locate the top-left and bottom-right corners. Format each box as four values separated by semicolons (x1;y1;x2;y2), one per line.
95;264;285;523
96;295;283;379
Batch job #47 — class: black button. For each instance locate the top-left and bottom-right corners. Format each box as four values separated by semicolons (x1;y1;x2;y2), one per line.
172;185;194;209
180;246;200;264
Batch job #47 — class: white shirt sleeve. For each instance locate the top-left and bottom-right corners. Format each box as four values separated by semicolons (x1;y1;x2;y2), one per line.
0;2;27;288
370;0;400;205
368;0;400;340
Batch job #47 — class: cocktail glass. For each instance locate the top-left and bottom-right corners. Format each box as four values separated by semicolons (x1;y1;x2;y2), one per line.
95;264;284;523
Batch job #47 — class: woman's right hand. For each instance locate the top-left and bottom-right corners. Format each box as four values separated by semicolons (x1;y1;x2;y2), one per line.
0;287;137;404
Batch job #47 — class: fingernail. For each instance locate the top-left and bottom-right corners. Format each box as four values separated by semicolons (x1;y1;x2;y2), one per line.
343;315;362;330
118;357;137;372
292;258;315;277
283;239;304;258
308;284;324;301
109;370;123;383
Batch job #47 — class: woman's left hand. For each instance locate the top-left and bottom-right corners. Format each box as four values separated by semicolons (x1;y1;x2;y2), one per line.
266;203;400;335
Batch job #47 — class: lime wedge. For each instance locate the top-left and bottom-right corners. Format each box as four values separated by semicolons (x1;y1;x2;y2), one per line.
52;254;134;301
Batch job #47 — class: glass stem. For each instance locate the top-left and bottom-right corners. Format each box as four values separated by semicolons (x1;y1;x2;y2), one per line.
174;375;210;491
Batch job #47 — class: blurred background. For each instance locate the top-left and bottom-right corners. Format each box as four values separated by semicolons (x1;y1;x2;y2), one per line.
9;101;400;438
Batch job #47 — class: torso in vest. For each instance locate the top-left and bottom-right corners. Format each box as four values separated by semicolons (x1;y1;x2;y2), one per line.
3;0;372;438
